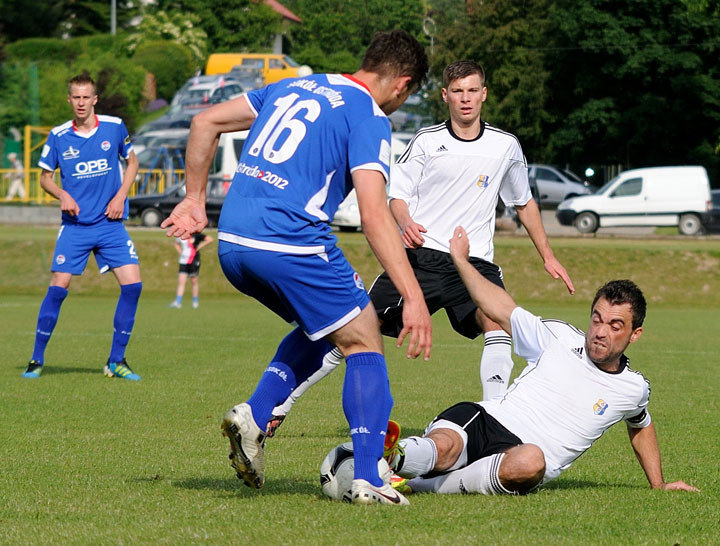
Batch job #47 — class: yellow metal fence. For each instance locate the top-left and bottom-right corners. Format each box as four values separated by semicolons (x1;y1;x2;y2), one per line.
0;168;186;204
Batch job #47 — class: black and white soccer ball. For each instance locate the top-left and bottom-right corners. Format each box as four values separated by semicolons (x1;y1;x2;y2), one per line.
319;442;391;502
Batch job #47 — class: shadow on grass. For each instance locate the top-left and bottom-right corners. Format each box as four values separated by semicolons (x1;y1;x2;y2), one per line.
542;478;639;491
168;476;320;497
18;365;99;375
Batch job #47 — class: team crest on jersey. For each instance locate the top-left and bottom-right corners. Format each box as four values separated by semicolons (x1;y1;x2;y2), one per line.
593;399;608;415
353;271;365;290
101;140;111;151
62;146;80;160
477;175;489;189
56;254;66;265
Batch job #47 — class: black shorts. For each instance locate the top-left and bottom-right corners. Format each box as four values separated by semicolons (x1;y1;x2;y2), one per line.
178;258;200;276
431;402;522;468
369;247;504;339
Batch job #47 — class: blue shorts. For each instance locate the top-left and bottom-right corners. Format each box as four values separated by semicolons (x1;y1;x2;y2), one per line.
218;240;370;341
51;221;139;275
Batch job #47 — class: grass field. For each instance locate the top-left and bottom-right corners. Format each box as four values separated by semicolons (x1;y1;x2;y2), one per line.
1;226;719;544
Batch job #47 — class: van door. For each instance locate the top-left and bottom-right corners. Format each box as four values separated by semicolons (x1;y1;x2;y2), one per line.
265;57;290;84
600;177;648;226
533;166;566;204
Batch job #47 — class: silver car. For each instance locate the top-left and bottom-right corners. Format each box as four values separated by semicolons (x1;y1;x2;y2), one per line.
528;164;591;205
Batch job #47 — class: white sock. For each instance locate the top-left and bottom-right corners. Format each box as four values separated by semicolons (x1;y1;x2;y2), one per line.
396;436;438;478
407;453;513;495
480;330;513;401
272;347;343;416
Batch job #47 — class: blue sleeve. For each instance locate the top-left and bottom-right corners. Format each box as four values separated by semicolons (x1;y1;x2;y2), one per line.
119;120;132;158
348;115;392;182
38;132;58;171
245;83;274;116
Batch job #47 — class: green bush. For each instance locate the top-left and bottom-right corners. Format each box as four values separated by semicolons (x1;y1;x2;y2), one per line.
132;40;194;101
5;38;77;62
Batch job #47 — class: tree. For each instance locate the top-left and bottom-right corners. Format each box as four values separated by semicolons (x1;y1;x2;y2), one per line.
152;0;282;52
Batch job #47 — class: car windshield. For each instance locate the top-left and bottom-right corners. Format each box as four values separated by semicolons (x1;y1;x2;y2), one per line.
561;168;583;183
283;55;300;67
712;191;720;207
594;175;621;195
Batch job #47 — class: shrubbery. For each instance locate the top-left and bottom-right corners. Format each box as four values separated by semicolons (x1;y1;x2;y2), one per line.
131;41;195;101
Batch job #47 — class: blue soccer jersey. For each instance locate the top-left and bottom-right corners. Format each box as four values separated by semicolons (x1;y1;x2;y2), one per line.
39;115;133;225
218;74;392;251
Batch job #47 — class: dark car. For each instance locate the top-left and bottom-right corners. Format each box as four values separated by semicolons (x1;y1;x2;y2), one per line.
706;189;720;232
129;178;227;227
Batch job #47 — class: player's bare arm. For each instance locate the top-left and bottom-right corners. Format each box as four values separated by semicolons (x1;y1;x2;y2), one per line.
354;169;432;360
449;226;516;334
515;198;575;294
162;96;257;238
627;423;699;492
389;198;427;248
106;150;139;219
40;169;79;216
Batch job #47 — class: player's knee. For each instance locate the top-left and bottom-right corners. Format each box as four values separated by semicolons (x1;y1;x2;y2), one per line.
499;444;545;494
427;428;463;471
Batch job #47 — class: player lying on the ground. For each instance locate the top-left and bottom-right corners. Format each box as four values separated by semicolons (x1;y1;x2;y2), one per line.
384;226;699;496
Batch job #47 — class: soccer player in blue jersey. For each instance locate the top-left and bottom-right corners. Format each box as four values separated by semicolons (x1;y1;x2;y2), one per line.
162;30;432;505
22;73;143;381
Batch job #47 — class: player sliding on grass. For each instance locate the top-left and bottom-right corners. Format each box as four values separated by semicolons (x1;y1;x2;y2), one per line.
162;30;432;506
383;227;699;496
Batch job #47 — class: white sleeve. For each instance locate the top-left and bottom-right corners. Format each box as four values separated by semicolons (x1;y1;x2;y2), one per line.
498;142;532;207
510;306;555;362
624;381;652;428
388;135;426;202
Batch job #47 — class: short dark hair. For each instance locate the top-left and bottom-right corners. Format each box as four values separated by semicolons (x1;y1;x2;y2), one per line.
68;72;96;95
443;60;485;88
360;30;428;91
592;280;647;329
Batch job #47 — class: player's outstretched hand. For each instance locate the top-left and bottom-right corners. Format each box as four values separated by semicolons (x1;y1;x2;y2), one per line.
656;480;700;492
449;226;470;263
543;256;575;295
59;190;80;217
105;194;126;219
161;197;208;239
397;297;432;361
399;219;427;249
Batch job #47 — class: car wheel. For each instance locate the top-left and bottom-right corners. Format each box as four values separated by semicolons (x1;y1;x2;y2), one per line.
575;212;599;234
141;208;162;227
678;213;703;235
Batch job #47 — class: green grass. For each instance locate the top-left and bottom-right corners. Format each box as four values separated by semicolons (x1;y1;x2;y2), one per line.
1;227;719;543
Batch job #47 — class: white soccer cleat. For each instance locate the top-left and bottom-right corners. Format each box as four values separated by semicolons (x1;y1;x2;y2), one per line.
351;478;410;506
221;403;266;489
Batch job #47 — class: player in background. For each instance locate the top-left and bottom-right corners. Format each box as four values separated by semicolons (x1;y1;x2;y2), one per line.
384;227;698;496
22;73;142;381
169;231;213;309
266;60;574;435
162;30;432;505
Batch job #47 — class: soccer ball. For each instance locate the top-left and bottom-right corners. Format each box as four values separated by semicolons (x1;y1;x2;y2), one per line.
319;442;391;502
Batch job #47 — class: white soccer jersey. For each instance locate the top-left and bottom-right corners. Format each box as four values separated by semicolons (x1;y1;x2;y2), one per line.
389;120;532;262
480;307;652;482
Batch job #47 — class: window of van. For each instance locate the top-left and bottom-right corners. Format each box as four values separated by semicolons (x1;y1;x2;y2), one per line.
269;58;284;69
233;139;245;160
536;167;562;182
611;177;642;197
283;56;299;67
242;59;264;69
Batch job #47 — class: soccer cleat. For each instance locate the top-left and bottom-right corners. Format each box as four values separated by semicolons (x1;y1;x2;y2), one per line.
169;301;182;309
22;360;43;378
265;414;286;438
221;403;266;489
383;420;405;472
390;474;413;495
351;478;410;506
104;358;141;381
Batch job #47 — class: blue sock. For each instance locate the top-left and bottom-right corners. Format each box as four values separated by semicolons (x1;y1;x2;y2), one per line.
175;295;182;305
31;286;68;363
343;352;393;487
109;282;142;363
247;327;332;429
192;297;198;305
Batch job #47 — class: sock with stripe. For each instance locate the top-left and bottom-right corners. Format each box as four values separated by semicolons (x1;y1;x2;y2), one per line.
480;330;513;401
343;352;392;487
408;452;515;495
109;282;142;363
31;286;68;363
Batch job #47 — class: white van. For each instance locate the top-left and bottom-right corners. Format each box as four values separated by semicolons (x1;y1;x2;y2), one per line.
210;130;249;192
556;166;712;235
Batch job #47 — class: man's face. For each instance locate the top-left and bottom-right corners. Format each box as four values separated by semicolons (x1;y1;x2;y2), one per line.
442;74;487;126
585;297;642;366
68;83;97;120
